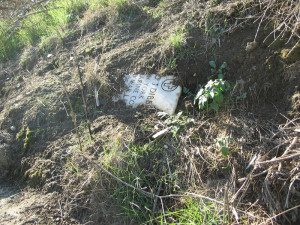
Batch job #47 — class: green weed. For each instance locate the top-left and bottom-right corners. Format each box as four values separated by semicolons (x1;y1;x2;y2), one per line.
162;27;186;49
194;61;230;112
215;136;234;157
158;111;194;137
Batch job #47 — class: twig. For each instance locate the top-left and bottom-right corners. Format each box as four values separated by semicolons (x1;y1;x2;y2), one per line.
271;118;300;140
60;98;69;117
77;62;93;139
254;0;271;42
238;169;268;182
134;0;149;5
58;200;64;224
278;137;298;171
152;182;162;214
285;173;300;209
60;78;83;151
224;183;230;224
257;152;300;166
94;56;100;107
160;197;167;224
231;167;255;203
259;204;300;225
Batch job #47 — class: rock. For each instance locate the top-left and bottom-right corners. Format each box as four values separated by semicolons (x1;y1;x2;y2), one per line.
245;41;258;53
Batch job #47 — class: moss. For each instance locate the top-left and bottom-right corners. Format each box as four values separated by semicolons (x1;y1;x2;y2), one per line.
23;127;33;155
281;44;300;63
16;128;25;140
265;54;284;72
269;38;285;49
23;169;47;187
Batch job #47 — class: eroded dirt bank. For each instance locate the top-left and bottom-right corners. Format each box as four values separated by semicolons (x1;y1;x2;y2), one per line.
0;0;299;224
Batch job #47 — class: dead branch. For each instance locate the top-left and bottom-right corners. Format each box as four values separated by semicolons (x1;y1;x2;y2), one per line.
257;152;300;166
259;204;300;225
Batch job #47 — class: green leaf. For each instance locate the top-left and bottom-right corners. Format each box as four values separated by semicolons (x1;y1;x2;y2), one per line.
218;73;224;79
209;61;216;68
210;101;219;111
214;93;224;104
225;81;231;90
194;88;204;100
220;62;227;70
221;146;229;157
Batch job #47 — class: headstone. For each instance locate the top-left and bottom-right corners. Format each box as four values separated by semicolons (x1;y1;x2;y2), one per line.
115;74;182;114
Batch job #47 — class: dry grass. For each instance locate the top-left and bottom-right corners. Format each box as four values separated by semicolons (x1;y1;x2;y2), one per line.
170;110;300;224
258;0;300;49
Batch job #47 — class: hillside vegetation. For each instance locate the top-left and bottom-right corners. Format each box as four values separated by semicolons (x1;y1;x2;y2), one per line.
0;0;299;224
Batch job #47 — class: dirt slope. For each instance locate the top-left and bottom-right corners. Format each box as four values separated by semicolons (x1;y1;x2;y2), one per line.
0;0;299;224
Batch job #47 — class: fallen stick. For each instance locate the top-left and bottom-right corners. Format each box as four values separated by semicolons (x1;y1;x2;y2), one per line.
278;136;298;171
257;152;300;166
258;204;300;225
238;169;268;182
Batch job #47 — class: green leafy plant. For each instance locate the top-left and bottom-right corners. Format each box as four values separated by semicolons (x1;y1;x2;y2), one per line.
236;91;247;100
194;61;230;112
183;87;194;97
158;111;194;137
208;61;227;80
215;136;234;157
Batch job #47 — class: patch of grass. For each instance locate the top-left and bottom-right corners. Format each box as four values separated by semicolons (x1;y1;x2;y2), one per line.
151;198;225;224
100;141;178;223
39;36;62;56
0;21;21;62
108;143;158;222
0;0;89;63
162;27;186;49
152;0;168;19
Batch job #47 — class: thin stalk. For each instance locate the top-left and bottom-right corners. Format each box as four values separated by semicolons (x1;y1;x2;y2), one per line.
60;77;83;151
77;63;93;139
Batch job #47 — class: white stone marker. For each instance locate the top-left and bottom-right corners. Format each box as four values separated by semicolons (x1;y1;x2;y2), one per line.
116;74;182;115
